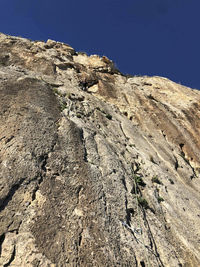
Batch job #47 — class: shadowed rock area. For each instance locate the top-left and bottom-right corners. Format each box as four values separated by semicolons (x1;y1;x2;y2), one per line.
0;33;200;266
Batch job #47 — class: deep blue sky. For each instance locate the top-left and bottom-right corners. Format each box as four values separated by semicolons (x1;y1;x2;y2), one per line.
1;0;200;89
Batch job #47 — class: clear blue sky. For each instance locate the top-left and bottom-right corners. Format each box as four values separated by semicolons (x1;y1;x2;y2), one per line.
1;0;200;89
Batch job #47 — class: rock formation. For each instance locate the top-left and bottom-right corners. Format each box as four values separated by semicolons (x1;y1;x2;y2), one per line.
0;33;200;266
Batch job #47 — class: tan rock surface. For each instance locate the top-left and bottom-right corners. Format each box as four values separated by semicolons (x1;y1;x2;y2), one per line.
0;32;200;266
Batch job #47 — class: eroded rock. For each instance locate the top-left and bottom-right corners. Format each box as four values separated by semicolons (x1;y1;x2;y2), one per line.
0;32;200;266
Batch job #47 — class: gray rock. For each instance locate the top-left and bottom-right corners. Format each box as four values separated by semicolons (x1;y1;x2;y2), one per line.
0;33;200;266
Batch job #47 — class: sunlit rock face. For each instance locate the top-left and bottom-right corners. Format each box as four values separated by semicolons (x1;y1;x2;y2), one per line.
0;32;200;267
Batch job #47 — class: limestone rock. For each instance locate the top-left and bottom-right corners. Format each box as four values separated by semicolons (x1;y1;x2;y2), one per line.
0;32;200;266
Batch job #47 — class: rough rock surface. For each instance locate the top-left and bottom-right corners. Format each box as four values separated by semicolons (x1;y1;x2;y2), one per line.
0;33;200;266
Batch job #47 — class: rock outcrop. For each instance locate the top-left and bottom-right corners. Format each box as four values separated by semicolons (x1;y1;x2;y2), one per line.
0;33;200;266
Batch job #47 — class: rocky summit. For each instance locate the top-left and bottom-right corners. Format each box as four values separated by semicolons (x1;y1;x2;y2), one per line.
0;33;200;267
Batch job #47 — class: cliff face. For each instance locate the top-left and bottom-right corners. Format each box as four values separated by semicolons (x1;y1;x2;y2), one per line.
0;33;200;267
